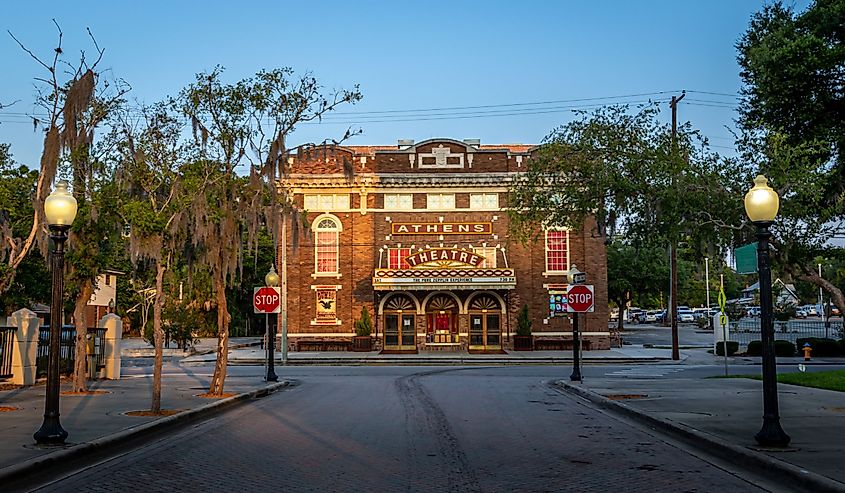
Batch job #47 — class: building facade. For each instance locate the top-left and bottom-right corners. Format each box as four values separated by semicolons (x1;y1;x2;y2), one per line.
280;138;609;352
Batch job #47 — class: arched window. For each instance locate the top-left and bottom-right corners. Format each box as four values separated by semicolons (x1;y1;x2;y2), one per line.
314;216;340;274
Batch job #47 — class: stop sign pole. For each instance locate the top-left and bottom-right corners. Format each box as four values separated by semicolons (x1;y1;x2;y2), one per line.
566;266;593;382
255;282;281;382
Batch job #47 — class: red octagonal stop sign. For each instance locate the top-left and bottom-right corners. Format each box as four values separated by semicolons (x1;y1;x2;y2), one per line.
254;287;281;314
566;285;594;313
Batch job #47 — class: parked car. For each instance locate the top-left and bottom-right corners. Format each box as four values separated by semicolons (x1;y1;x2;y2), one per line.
628;308;646;324
794;308;808;319
645;310;661;323
677;308;695;323
800;305;818;317
746;306;761;317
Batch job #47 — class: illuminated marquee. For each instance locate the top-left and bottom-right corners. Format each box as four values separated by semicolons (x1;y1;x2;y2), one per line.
405;248;484;268
391;222;492;235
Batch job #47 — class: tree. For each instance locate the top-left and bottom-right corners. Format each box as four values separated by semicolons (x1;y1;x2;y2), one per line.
116;102;192;413
607;239;668;330
737;0;845;314
509;104;741;250
179;67;361;396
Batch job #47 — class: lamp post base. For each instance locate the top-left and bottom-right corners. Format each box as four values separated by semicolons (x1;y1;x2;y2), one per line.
755;417;791;447
34;413;68;445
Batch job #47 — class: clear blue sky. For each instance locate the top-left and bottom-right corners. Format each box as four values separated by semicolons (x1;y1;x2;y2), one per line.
0;0;811;168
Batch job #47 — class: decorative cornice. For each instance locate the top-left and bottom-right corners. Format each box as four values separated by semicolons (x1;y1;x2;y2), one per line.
282;172;517;189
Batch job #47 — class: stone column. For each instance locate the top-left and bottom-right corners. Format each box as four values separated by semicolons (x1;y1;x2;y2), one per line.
8;308;39;386
99;313;122;380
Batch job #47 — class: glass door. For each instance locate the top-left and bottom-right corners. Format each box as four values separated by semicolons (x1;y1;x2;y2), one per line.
469;313;502;351
384;313;416;351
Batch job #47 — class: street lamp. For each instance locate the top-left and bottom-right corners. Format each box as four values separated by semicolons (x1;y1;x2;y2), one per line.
744;175;790;447
264;265;279;382
34;180;77;445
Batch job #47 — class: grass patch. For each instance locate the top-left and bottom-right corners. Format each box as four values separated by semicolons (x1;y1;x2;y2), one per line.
712;369;845;392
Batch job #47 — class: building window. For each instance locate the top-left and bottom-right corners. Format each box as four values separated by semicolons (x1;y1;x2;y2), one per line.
472;247;497;268
545;230;569;274
388;248;412;270
104;275;111;286
314;216;341;274
304;194;350;211
469;193;499;209
384;193;413;210
426;193;455;210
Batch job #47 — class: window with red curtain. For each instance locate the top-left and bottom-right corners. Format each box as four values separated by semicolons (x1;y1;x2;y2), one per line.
387;248;411;270
315;218;339;274
545;230;568;273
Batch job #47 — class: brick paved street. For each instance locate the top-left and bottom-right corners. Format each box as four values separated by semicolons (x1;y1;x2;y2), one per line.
32;367;766;492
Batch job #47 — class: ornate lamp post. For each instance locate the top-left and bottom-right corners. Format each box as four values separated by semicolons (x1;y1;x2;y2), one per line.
34;180;77;445
744;175;790;447
264;266;280;382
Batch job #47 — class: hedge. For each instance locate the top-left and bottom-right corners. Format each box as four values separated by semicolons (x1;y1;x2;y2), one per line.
795;338;843;357
746;340;796;357
716;341;739;356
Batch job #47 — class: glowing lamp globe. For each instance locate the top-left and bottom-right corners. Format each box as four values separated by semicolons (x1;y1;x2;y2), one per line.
44;180;78;227
265;266;280;287
744;175;779;223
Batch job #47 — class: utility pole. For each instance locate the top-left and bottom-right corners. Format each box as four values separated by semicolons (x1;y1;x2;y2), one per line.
669;91;685;361
705;256;711;330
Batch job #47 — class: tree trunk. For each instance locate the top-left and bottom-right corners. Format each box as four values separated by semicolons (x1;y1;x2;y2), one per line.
616;297;626;332
208;275;229;395
797;268;845;319
151;262;166;413
72;279;95;392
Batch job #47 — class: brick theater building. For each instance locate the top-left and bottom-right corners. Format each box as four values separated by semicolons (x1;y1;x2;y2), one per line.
279;138;609;352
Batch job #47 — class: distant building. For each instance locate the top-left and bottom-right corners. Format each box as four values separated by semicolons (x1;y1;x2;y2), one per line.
741;279;800;306
277;138;610;352
86;270;123;324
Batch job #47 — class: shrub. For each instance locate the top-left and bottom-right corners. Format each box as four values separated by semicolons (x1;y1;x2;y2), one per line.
354;306;373;337
716;341;739;356
746;340;796;357
795;337;842;357
516;304;532;337
774;340;796;357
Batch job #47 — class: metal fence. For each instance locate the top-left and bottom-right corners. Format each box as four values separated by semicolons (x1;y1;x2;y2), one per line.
36;326;106;378
0;327;14;380
729;319;845;349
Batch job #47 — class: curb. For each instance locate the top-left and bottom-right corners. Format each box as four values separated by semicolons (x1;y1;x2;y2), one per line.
0;381;290;489
201;357;670;366
554;381;845;493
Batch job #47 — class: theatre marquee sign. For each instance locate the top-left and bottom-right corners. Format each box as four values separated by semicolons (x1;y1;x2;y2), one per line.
373;267;516;291
391;222;492;235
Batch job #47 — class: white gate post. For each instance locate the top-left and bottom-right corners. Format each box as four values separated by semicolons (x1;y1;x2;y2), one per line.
8;308;39;386
99;313;122;380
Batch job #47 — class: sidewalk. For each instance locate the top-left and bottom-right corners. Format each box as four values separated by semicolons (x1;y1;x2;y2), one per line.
181;344;677;365
558;376;845;492
121;336;261;357
0;369;288;485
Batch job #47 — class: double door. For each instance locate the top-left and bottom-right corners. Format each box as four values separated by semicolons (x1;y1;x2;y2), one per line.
384;313;416;351
469;313;501;351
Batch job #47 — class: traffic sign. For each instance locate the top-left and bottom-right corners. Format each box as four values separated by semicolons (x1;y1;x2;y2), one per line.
253;287;281;314
571;272;587;284
566;285;595;313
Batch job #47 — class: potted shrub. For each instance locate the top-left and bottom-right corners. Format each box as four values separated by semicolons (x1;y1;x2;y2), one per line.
352;306;373;352
513;304;533;351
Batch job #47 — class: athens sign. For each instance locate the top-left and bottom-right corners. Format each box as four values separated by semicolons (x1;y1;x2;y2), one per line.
391;222;492;235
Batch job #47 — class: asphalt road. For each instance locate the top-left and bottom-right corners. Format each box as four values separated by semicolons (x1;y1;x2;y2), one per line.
31;366;777;493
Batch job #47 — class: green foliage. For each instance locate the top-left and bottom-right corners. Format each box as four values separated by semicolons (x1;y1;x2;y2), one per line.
773;300;795;321
795;337;843;357
746;340;795;357
607;239;668;310
516;304;532;336
725;302;747;320
509;104;742;252
737;0;845;313
716;341;739;356
354;306;373;337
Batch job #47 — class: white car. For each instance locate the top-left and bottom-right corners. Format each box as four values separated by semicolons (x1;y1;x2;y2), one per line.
645;310;661;323
677;309;695;323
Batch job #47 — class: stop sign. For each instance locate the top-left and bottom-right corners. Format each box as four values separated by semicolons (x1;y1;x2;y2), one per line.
566;285;594;313
253;287;281;314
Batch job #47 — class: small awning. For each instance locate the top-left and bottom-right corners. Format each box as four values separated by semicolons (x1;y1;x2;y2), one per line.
372;268;516;291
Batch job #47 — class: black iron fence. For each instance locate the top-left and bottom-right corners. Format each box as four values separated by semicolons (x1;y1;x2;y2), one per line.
0;326;14;380
36;326;106;378
729;319;845;349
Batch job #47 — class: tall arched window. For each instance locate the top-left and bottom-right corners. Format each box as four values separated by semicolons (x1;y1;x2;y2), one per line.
313;216;340;274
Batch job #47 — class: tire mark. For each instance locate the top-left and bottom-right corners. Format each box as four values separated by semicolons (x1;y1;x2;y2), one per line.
396;371;482;493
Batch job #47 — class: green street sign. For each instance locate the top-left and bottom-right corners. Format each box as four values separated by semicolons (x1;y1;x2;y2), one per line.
734;243;758;274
